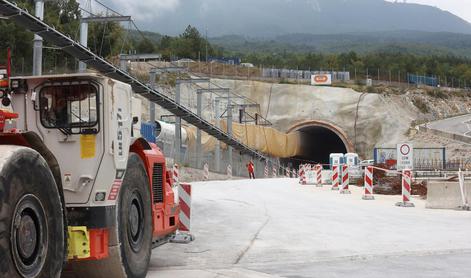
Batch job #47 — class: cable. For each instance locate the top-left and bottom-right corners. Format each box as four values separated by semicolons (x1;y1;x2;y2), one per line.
354;92;366;149
265;83;273;118
98;21;107;57
94;0;122;16
120;21;131;55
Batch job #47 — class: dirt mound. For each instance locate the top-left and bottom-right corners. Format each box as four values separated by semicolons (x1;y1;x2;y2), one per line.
354;164;427;197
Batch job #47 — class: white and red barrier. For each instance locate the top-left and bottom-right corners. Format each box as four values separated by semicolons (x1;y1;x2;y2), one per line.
273;166;277;178
170;183;195;243
316;164;323;187
265;162;269;178
173;164;180;187
331;165;340;190
178;183;191;232
396;169;415;207
203;163;209;181
299;165;307;185
362;166;375;200
286;167;290;178
293;169;297;179
340;164;351;194
227;164;232;179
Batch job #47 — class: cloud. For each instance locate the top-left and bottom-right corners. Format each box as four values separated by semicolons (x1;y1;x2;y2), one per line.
97;0;181;21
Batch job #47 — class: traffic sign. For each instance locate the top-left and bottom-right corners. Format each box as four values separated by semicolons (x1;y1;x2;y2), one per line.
397;143;413;170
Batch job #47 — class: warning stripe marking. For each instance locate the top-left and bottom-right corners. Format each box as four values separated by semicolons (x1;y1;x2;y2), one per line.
179;212;190;232
179;198;191;219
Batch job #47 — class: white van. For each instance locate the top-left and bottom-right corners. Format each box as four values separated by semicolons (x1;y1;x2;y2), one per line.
345;153;360;167
329;153;345;169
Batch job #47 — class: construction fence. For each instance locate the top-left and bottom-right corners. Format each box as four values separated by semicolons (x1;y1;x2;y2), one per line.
187;62;471;91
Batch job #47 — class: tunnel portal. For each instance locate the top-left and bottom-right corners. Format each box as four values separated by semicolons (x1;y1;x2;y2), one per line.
281;121;354;169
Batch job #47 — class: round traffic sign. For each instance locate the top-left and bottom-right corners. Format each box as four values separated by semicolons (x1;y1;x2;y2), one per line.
400;144;411;156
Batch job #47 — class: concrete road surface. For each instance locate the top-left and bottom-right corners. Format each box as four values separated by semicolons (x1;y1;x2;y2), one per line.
148;178;471;278
426;114;471;137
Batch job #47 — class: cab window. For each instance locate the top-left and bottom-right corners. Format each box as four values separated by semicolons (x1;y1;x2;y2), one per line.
39;84;98;132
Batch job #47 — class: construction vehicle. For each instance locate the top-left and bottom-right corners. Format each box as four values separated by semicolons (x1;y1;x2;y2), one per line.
0;1;268;275
0;48;180;277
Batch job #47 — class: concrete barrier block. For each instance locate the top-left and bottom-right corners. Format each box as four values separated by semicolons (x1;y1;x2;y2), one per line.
426;181;471;209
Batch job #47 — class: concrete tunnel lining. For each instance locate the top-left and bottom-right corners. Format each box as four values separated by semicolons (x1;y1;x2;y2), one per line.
282;121;355;167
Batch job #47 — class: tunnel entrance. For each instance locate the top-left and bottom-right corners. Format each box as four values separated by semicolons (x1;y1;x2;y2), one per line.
281;121;353;169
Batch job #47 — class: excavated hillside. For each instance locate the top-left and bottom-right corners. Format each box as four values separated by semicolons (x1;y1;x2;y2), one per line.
129;62;471;161
209;79;471;160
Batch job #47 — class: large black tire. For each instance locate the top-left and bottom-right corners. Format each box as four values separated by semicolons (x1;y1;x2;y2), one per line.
65;153;152;278
0;146;65;278
117;153;153;277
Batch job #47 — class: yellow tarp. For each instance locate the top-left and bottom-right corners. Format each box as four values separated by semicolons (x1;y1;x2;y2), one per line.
184;121;301;158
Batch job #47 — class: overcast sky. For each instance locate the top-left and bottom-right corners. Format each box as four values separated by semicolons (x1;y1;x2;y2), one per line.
96;0;471;27
387;0;471;22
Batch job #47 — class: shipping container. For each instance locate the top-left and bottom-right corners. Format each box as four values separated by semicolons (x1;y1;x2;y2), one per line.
407;73;438;87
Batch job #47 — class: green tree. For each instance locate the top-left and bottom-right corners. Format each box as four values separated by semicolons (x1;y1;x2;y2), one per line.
137;39;156;54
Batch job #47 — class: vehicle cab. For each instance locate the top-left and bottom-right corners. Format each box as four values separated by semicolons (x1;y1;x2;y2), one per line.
329;153;345;169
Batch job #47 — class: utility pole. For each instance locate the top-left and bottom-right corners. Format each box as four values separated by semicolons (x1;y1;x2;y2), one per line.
205;28;209;63
78;0;91;72
33;0;44;76
195;88;230;169
227;90;233;170
78;0;131;72
174;78;210;164
149;71;157;123
175;81;182;163
196;90;203;168
214;99;221;173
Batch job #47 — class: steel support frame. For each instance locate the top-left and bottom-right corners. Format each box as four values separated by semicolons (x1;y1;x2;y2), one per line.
0;0;267;162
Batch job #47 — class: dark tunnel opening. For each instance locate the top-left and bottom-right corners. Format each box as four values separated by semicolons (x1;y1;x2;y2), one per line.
281;125;348;169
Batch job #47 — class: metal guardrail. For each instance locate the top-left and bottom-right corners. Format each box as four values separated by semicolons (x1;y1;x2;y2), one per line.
0;0;266;161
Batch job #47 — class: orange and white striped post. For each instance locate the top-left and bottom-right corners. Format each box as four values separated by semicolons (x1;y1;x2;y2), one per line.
173;164;180;187
265;162;269;178
299;164;307;185
362;166;375;200
316;164;323;187
331;165;340;190
396;169;415;207
170;183;194;243
203;162;209;181
272;165;277;178
340;164;351;194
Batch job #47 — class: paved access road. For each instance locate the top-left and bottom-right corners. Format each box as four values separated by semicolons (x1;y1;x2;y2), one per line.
426;114;471;137
149;178;471;278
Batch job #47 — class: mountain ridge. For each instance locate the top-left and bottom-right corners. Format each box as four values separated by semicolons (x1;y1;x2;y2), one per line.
206;30;471;58
138;0;471;36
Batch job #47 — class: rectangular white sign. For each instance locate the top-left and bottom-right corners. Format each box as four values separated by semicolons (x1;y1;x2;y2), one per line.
311;74;332;86
397;143;414;170
306;170;316;184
